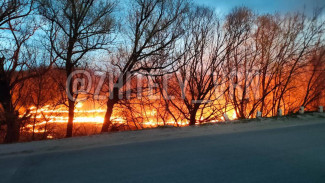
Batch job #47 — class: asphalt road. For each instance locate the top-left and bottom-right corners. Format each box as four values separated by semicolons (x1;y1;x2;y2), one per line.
1;122;325;183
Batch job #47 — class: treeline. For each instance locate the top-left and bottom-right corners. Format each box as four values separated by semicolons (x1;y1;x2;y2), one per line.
0;0;324;143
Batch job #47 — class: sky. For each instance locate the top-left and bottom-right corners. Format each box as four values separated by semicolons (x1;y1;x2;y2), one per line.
195;0;325;16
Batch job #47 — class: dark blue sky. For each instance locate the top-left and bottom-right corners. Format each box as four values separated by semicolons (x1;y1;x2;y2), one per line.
195;0;325;16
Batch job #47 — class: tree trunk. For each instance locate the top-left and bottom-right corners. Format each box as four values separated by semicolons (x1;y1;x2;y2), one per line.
4;113;20;143
66;99;75;138
0;74;20;143
65;61;75;138
189;110;197;126
101;99;116;132
3;95;20;143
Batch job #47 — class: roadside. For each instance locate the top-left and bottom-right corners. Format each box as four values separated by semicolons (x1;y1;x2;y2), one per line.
0;113;324;158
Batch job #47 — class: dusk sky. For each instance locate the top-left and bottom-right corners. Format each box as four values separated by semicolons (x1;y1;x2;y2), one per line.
195;0;325;16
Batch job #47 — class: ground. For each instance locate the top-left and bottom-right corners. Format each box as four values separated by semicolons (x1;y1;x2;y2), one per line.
0;114;325;183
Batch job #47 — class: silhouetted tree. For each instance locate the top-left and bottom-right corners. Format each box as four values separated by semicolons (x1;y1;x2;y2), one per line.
38;0;116;137
0;0;46;143
101;0;189;132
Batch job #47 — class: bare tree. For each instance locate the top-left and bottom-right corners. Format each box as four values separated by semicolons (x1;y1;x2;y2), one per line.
156;6;226;125
300;46;325;108
101;0;189;132
38;0;116;137
252;14;281;117
222;7;255;119
269;12;324;115
0;0;46;143
0;0;34;28
223;9;325;118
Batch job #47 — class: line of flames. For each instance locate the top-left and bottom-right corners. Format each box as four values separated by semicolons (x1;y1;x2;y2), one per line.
23;103;237;132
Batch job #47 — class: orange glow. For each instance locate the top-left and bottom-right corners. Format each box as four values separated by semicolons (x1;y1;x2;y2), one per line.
232;111;237;120
24;103;185;131
22;100;239;138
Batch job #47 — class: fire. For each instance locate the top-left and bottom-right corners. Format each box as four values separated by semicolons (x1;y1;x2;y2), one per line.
23;102;237;138
142;120;189;127
232;111;237;120
220;110;237;121
25;104;239;127
28;106;108;124
25;104;160;129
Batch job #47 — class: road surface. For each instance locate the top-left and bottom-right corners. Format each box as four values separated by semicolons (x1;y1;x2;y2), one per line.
1;122;325;183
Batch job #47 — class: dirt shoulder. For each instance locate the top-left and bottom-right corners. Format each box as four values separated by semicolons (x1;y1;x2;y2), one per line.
0;113;324;158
